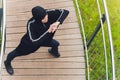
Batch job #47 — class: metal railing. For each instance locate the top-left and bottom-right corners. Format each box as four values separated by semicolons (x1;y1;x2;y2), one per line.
0;0;116;80
74;0;115;80
0;0;6;79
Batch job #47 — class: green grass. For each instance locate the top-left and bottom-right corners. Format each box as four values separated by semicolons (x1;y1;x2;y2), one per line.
74;0;120;80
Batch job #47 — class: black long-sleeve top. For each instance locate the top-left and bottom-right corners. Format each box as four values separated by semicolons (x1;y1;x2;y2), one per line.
15;9;69;53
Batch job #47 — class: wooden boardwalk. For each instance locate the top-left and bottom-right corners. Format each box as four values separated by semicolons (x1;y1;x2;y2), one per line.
1;0;86;80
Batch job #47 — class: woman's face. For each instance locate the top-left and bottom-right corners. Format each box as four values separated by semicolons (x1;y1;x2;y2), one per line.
41;14;48;23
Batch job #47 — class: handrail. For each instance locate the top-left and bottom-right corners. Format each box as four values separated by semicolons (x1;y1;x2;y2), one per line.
74;0;90;80
96;0;108;80
74;0;115;80
0;0;6;79
102;0;115;80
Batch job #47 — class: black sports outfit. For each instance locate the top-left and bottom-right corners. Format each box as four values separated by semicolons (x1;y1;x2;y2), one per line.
4;6;69;75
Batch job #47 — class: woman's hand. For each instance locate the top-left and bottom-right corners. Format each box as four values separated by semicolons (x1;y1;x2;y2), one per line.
47;21;60;33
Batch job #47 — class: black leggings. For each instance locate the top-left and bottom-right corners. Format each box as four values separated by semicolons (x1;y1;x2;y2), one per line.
6;39;59;64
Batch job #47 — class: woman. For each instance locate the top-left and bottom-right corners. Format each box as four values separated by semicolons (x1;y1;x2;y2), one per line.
4;6;69;75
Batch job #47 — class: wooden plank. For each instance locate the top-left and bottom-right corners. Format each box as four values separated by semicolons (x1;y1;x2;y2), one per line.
4;51;84;63
7;6;73;16
6;45;84;52
6;26;80;35
6;34;82;41
6;15;77;24
7;0;71;4
5;45;84;56
2;76;86;80
6;17;77;27
2;68;85;76
7;20;27;27
6;22;79;29
14;57;85;62
4;50;84;59
54;34;81;40
7;11;76;22
6;23;79;32
7;1;73;12
56;23;79;30
7;6;75;16
6;28;80;36
6;39;83;47
6;22;78;29
3;61;85;69
7;0;73;7
5;45;84;53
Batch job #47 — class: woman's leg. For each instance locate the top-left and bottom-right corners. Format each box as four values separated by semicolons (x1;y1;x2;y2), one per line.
4;50;18;75
4;49;32;75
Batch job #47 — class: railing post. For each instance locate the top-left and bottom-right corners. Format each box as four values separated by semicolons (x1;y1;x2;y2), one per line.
87;14;106;48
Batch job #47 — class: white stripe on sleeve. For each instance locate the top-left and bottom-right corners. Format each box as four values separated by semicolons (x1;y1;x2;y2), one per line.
28;19;48;42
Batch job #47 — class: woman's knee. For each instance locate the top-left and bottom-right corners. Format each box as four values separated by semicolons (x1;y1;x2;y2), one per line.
52;39;60;47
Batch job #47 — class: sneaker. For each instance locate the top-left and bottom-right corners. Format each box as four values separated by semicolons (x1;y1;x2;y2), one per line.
48;48;60;58
4;61;14;75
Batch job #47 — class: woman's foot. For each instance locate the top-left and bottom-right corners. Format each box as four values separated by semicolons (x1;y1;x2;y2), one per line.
4;61;14;75
48;48;60;58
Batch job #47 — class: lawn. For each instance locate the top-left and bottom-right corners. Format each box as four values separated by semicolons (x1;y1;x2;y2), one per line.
74;0;120;80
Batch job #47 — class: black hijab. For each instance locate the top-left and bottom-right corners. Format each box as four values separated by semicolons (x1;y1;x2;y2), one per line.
32;6;47;21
